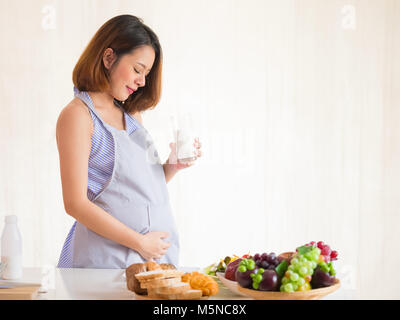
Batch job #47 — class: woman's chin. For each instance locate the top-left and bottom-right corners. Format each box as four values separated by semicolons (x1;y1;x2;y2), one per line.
113;92;129;102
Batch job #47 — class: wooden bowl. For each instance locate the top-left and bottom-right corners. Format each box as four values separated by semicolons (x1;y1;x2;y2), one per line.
216;272;248;297
278;251;297;261
237;278;340;300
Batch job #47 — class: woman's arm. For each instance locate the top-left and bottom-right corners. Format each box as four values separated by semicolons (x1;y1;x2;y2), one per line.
163;160;179;183
56;102;145;253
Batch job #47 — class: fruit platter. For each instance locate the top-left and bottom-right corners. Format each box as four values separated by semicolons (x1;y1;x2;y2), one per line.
207;241;340;300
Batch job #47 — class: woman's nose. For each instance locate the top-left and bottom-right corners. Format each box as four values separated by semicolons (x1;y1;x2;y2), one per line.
135;74;146;87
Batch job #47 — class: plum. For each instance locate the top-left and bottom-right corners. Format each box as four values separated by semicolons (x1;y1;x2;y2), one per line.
224;258;242;281
236;268;257;288
258;270;279;291
311;265;336;288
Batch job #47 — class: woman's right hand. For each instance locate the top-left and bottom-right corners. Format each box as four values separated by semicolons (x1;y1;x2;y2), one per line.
138;231;171;260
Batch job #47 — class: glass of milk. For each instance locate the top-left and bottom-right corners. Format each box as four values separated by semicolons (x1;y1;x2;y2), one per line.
171;113;198;164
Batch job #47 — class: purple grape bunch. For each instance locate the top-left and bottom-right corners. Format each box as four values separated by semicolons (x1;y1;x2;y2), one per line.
253;252;281;270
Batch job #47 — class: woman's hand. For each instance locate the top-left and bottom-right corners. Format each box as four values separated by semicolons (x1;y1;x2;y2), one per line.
163;138;202;183
167;137;202;170
137;231;171;260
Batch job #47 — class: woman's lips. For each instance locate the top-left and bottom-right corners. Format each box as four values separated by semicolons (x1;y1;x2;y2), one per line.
127;86;136;94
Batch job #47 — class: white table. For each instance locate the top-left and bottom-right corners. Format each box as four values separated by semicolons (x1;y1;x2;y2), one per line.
1;267;352;300
4;267;248;300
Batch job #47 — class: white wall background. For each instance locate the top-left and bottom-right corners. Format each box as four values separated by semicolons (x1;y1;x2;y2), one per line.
0;0;399;299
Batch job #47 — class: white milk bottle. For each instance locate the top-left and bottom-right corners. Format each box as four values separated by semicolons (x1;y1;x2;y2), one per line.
1;215;23;280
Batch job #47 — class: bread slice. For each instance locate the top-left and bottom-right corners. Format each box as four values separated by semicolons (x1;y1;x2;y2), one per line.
157;289;203;300
146;288;161;298
140;277;181;289
139;275;181;284
135;269;185;281
176;289;203;300
155;282;190;295
146;288;202;300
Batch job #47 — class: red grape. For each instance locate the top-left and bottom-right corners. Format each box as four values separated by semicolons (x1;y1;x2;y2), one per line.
331;250;338;260
303;241;339;263
255;253;281;269
321;245;331;256
261;253;268;260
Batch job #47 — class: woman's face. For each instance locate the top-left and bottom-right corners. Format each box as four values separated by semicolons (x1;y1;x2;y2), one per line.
104;45;156;102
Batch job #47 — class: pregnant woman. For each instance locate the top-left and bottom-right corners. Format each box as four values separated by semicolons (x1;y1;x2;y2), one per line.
56;15;201;268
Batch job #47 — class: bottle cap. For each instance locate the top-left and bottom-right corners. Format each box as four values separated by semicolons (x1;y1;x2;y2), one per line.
5;215;17;223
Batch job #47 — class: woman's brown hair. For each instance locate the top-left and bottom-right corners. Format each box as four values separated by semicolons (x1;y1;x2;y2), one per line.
72;14;162;113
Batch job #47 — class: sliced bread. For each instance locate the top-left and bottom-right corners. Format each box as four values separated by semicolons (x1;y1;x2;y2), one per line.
140;277;181;289
135;269;185;281
154;282;190;295
153;289;203;300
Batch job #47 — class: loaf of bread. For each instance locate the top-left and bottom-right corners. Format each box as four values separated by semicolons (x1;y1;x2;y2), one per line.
125;261;177;295
126;261;209;300
125;263;147;295
160;263;176;270
146;261;162;271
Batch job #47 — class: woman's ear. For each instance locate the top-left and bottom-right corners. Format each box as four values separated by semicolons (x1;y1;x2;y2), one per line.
103;48;117;70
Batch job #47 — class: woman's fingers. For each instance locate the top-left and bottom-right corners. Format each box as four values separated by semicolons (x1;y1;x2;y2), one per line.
194;140;201;149
163;242;171;250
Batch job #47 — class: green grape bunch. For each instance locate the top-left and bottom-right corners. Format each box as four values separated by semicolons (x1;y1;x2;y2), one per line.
280;246;321;292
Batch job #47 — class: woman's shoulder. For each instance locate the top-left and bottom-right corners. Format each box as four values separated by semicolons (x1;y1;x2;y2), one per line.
62;97;91;116
57;98;93;134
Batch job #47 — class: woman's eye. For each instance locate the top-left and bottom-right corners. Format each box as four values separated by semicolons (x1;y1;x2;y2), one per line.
134;68;141;74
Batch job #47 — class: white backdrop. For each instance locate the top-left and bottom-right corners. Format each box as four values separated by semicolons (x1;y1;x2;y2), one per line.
0;0;399;299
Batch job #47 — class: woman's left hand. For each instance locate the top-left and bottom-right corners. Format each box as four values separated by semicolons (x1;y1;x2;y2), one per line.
166;137;202;172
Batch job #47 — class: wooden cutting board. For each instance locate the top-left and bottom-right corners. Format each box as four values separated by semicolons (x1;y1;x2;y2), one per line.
0;286;40;300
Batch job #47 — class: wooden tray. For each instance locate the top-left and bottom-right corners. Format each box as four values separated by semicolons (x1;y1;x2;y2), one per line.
237;278;340;300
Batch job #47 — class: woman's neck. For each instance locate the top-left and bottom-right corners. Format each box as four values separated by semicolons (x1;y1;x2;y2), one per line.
88;90;117;111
